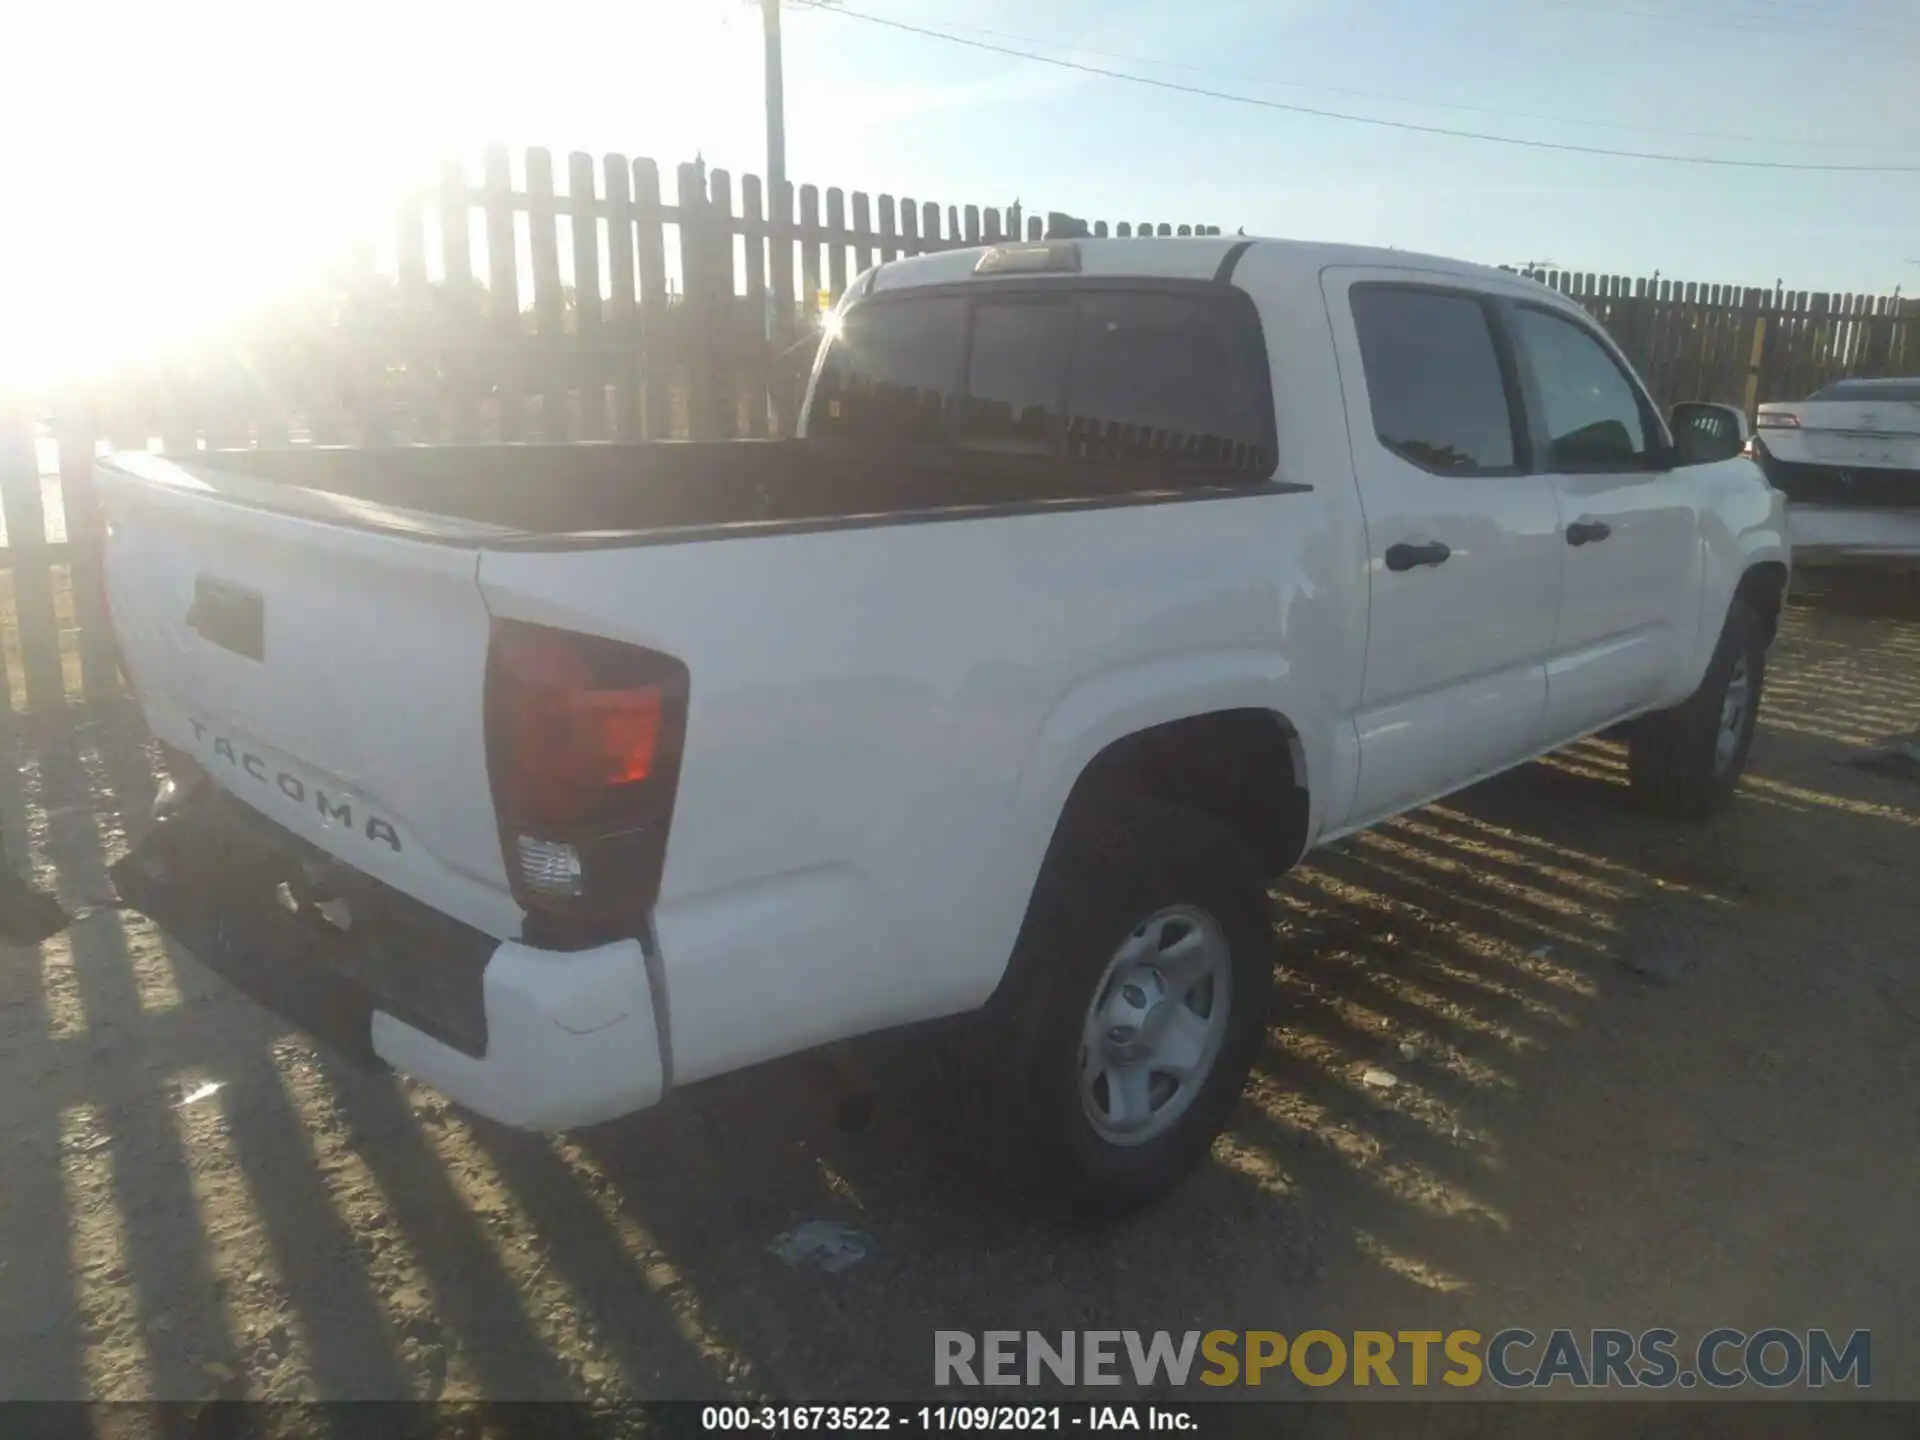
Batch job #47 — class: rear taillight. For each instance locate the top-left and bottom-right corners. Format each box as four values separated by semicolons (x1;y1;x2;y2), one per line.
1756;412;1800;429
484;619;689;933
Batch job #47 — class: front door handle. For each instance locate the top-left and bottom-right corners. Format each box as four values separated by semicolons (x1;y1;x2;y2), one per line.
1566;518;1613;546
1384;540;1451;572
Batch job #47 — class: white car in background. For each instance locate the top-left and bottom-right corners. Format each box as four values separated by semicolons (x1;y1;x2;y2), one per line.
1753;377;1920;566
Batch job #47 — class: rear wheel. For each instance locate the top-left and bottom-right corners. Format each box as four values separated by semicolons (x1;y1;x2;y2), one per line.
991;799;1275;1218
1627;600;1766;819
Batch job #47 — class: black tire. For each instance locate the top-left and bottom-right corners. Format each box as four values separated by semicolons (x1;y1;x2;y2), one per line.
985;797;1276;1220
1627;599;1767;819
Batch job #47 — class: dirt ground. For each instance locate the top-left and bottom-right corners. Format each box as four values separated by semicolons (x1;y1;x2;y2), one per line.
1;574;1916;1408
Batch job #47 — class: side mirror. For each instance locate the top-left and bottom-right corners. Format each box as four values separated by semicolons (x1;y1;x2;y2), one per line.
1669;401;1750;466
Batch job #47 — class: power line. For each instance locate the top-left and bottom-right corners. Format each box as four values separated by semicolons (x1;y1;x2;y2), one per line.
854;8;1907;150
793;3;1920;172
1538;0;1920;45
1687;0;1871;14
1714;0;1902;15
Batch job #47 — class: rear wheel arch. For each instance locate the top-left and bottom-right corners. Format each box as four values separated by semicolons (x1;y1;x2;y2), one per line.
987;707;1307;1020
1057;707;1311;878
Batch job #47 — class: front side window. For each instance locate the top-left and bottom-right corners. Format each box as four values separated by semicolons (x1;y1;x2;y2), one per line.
1350;286;1518;474
806;296;966;445
1512;306;1656;470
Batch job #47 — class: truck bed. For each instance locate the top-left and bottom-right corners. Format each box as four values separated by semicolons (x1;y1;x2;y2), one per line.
147;440;1252;546
94;437;1306;957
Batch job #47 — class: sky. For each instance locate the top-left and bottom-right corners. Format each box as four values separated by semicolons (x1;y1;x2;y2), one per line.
0;0;1915;387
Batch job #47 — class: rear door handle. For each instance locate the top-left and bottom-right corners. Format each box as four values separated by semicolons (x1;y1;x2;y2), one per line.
1566;518;1613;546
1384;540;1451;572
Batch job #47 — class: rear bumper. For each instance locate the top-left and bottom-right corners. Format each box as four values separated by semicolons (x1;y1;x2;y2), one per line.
1755;446;1920;511
370;938;663;1131
110;786;664;1131
1786;504;1920;568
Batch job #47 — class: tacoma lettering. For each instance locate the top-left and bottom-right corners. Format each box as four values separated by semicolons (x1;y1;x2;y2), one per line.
189;719;402;853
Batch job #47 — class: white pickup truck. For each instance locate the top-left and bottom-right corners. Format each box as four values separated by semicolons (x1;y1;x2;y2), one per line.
97;236;1789;1214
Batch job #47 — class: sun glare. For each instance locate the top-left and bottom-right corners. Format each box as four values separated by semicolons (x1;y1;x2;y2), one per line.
0;0;766;394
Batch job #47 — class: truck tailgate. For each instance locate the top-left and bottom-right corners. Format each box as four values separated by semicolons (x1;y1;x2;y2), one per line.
96;454;523;939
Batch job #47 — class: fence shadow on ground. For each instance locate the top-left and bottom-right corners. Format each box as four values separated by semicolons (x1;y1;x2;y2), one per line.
2;580;1917;1403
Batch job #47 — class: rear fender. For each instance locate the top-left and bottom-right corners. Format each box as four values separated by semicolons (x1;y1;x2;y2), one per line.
967;650;1340;996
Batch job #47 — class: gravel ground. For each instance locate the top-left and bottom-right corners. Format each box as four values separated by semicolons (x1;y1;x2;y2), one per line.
1;575;1916;1406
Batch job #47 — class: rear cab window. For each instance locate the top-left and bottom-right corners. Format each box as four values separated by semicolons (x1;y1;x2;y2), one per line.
806;296;967;446
805;282;1277;485
959;301;1076;455
1065;293;1275;472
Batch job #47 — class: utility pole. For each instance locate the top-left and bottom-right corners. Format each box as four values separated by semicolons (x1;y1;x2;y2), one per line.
761;0;797;430
763;0;787;224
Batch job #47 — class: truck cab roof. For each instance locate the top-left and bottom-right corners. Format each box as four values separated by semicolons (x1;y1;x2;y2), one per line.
867;235;1530;296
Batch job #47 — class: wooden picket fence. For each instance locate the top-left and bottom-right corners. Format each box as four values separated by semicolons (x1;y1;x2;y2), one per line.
0;147;1222;716
371;151;1223;448
0;143;1915;717
1516;268;1919;415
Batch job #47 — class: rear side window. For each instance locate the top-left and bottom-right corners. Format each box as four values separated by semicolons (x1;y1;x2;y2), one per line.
808;288;1274;480
1351;287;1518;474
807;296;966;445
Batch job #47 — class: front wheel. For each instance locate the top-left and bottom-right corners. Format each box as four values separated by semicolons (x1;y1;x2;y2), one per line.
995;799;1276;1219
1627;600;1767;818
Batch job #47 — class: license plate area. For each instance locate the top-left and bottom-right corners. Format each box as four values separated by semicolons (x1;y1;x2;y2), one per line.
1808;434;1912;468
111;786;494;1059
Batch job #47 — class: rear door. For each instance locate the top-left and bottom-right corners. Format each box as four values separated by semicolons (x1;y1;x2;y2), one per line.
1507;302;1701;740
1324;271;1564;825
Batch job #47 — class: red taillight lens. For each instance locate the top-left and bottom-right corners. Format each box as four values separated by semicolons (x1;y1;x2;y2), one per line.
492;630;664;824
485;620;688;928
1756;412;1800;429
